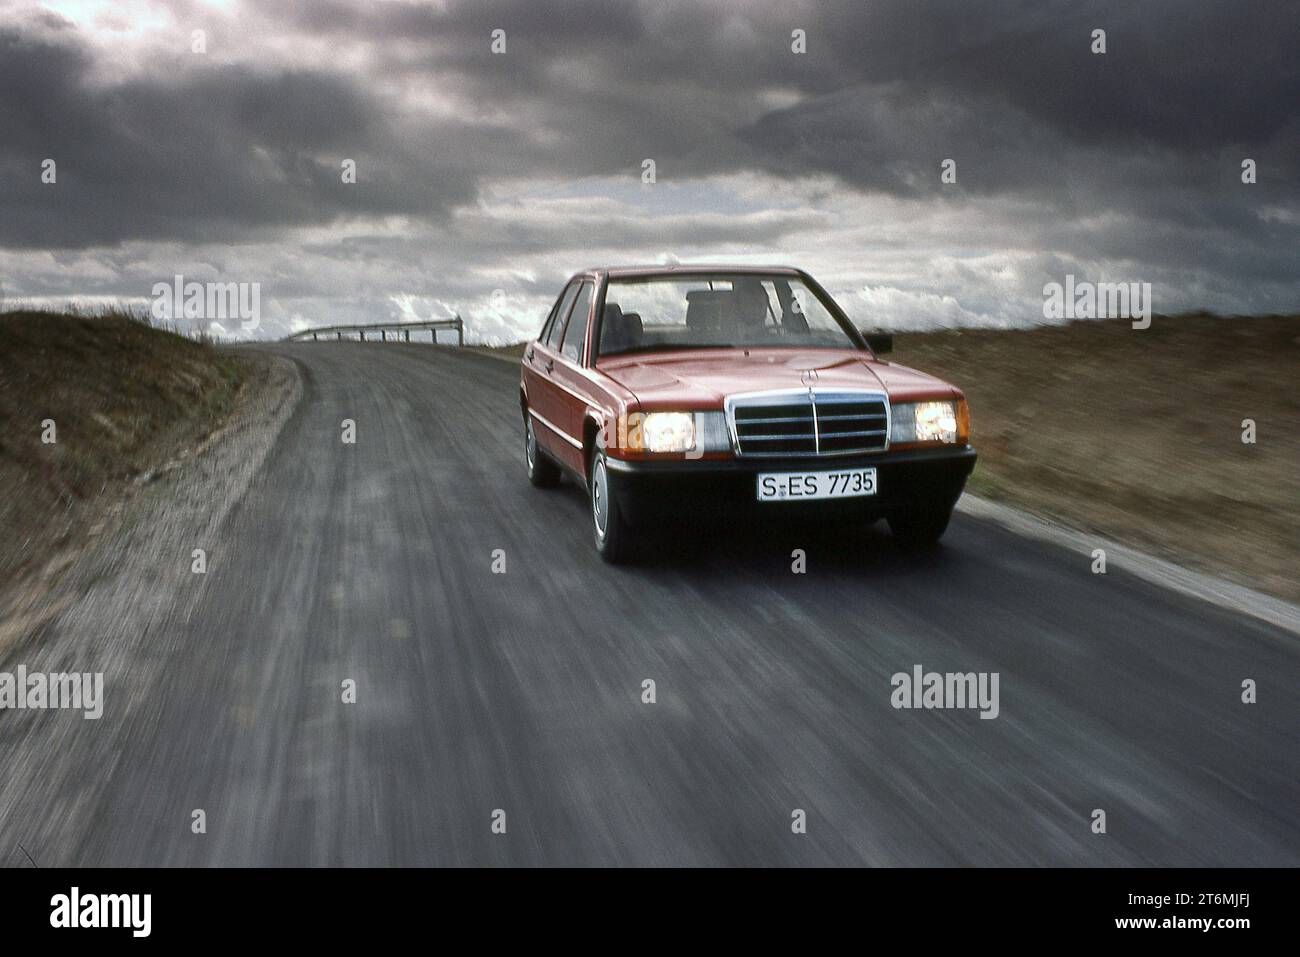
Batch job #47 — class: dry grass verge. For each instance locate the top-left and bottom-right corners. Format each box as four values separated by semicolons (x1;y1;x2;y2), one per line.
0;310;251;611
891;314;1299;603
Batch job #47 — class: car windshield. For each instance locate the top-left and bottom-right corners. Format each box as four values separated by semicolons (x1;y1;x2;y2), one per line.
596;274;858;357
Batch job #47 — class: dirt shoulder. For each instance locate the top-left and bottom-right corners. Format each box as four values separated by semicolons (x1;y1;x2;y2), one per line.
0;311;298;654
890;314;1300;603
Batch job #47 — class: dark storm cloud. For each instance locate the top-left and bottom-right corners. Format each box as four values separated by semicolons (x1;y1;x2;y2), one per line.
4;0;1296;247
0;26;496;248
255;0;1300;185
0;0;1296;335
740;0;1299;196
794;0;1297;146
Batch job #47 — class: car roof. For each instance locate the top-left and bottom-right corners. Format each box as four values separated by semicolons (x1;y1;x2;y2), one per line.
576;263;808;281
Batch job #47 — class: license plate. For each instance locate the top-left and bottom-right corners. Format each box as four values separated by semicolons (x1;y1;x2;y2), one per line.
757;468;877;502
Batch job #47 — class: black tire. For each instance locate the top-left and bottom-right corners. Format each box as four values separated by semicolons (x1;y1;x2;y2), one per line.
524;413;561;488
887;501;954;549
589;450;635;562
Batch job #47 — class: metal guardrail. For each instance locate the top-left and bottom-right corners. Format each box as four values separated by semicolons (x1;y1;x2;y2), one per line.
283;316;464;345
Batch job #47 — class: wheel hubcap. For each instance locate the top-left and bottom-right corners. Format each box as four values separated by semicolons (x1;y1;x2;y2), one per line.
525;419;536;469
592;458;609;537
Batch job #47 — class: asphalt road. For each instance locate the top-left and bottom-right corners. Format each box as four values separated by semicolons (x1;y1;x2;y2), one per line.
6;343;1299;865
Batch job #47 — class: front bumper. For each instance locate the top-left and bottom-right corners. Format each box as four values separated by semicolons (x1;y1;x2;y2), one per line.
604;446;977;525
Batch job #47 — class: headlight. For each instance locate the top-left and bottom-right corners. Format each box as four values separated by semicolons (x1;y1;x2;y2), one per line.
891;400;961;444
641;412;696;452
628;411;731;453
914;401;957;443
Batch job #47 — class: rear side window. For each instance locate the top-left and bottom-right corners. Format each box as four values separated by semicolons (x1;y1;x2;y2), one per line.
543;283;579;348
537;294;564;342
560;283;593;362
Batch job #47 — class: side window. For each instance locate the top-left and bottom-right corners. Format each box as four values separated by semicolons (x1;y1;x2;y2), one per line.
544;283;579;349
559;283;593;363
537;292;565;342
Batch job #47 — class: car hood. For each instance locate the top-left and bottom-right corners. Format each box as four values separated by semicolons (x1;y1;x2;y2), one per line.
597;348;960;406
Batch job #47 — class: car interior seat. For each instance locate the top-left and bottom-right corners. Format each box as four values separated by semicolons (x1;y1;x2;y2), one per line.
599;302;642;353
685;290;731;338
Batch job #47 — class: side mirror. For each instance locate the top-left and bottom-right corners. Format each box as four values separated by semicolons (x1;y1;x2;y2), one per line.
862;332;893;355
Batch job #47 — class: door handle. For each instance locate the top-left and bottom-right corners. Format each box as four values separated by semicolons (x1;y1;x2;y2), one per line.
526;347;535;361
544;359;554;373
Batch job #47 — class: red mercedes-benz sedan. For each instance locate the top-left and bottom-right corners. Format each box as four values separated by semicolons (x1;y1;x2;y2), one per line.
520;265;976;562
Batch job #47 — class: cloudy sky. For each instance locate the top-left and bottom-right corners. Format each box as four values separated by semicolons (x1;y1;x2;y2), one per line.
1;0;1296;342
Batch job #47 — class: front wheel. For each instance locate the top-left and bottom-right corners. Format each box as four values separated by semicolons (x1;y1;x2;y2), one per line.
887;500;954;549
590;451;635;563
524;413;561;488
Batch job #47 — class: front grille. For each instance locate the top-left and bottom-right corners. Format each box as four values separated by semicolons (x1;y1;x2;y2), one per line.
730;391;888;457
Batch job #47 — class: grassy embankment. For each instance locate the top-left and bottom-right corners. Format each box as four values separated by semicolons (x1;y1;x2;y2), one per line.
0;310;250;614
894;314;1299;602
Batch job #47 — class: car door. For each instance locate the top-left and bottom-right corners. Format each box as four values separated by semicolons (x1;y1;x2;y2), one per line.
549;280;596;474
524;282;580;463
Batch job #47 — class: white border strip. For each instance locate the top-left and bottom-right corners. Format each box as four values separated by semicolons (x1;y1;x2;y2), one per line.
957;493;1300;638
